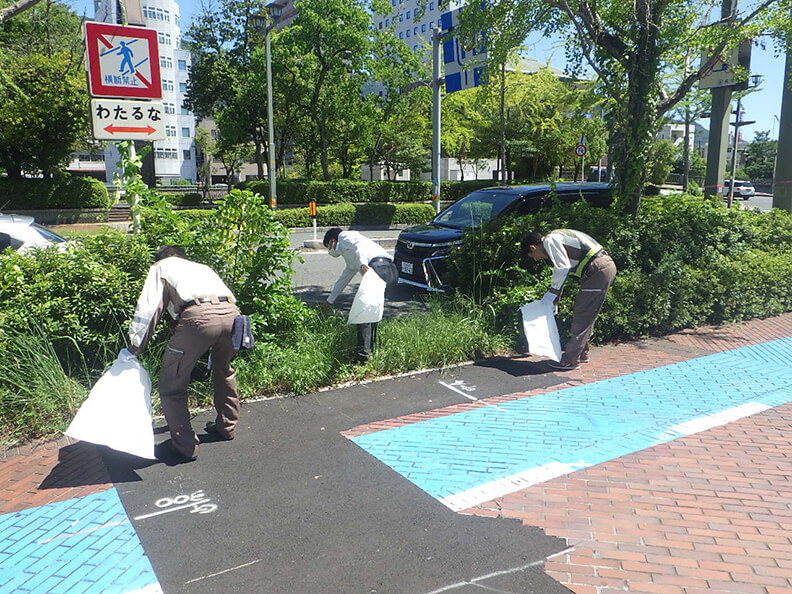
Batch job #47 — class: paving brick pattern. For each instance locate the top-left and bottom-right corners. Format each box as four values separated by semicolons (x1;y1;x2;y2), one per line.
0;437;111;515
468;404;792;594
0;489;161;593
346;312;792;594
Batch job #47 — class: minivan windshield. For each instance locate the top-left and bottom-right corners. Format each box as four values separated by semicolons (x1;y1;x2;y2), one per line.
433;190;521;229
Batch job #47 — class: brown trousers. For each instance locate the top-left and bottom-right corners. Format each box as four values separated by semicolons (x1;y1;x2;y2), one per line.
159;301;239;457
563;254;617;365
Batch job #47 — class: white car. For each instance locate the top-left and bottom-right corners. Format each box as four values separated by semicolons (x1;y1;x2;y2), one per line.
724;180;756;199
0;214;70;253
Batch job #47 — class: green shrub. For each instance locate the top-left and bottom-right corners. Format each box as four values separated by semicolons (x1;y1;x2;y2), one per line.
448;191;792;345
0;176;110;209
273;202;435;227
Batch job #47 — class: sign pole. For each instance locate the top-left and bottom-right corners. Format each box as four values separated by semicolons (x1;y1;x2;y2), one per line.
432;26;442;214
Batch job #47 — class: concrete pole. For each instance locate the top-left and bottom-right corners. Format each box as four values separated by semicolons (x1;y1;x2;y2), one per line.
727;95;741;208
773;43;792;212
704;0;736;200
432;26;442;214
266;25;277;210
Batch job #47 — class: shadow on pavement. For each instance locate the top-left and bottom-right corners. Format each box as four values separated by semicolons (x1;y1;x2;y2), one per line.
475;356;553;377
37;441;117;490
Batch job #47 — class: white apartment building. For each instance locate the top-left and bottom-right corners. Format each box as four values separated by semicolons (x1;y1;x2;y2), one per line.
94;0;196;183
373;0;464;53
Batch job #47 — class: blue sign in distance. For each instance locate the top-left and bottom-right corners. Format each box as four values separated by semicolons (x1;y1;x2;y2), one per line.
440;8;486;93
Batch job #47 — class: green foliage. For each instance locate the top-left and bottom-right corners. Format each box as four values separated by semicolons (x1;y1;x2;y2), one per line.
0;323;88;441
161;192;204;207
0;232;151;367
449;192;792;344
0;2;89;179
646;140;680;186
743;131;777;180
273;202;435;227
0;177;110;209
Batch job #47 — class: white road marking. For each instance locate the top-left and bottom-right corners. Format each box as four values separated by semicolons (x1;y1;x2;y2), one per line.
438;380;508;412
36;520;128;544
184;559;262;585
669;401;770;434
424;559;547;593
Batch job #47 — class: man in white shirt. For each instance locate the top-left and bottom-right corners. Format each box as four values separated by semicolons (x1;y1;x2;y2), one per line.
522;229;617;370
321;228;398;362
122;245;240;462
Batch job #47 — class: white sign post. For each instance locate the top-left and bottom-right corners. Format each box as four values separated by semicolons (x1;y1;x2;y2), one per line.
90;98;166;140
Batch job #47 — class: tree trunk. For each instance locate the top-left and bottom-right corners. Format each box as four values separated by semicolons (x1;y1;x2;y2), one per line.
254;135;264;179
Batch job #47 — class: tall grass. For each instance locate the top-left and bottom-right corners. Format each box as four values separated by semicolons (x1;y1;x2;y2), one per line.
0;324;88;441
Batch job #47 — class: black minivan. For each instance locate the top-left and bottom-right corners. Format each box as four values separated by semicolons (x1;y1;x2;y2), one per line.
394;183;613;290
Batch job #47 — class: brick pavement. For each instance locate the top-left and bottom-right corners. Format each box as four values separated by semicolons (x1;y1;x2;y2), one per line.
347;313;792;593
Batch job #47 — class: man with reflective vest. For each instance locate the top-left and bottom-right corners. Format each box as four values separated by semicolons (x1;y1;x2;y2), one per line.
521;229;617;370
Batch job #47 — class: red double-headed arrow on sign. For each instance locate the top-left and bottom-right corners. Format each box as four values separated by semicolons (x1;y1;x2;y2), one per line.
103;124;157;135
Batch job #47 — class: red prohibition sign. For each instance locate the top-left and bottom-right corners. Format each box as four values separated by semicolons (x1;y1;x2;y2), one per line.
574;144;587;157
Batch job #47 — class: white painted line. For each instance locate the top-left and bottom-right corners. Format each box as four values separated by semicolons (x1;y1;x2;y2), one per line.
134;499;213;520
423;559;546;593
184;559;262;585
36;520;128;544
669;401;770;435
438;381;508;412
438;380;478;401
436;402;774;512
439;460;589;512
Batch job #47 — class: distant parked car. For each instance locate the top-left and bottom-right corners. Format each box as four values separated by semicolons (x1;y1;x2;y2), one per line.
394;183;614;291
0;214;69;253
587;168;614;182
724;180;755;199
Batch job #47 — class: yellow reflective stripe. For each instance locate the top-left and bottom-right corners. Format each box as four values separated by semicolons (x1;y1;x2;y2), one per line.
571;246;600;277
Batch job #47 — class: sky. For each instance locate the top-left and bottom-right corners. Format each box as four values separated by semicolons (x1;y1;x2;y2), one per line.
66;0;785;142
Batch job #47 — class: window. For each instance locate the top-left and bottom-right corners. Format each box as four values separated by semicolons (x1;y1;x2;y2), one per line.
163;102;175;114
180;104;189;115
399;14;403;21
430;2;434;9
385;18;390;25
378;21;383;29
165;125;176;137
162;80;174;91
163;9;170;22
406;10;411;18
406;29;410;37
399;32;403;39
413;45;418;51
414;26;418;35
421;23;426;32
175;15;179;26
181;127;190;138
179;82;187;93
183;150;192;160
178;59;187;71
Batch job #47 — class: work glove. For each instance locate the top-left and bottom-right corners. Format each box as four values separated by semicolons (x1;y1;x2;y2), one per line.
118;348;137;363
540;292;556;305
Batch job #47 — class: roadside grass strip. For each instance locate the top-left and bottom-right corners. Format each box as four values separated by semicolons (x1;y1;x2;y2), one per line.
351;337;792;511
0;488;162;594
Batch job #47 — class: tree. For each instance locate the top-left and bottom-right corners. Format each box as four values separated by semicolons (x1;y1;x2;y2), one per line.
744;130;777;179
0;0;43;25
0;1;88;178
459;0;788;214
193;127;215;198
646;139;680;186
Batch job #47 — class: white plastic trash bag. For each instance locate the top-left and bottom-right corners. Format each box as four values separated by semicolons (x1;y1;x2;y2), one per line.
65;354;156;459
520;300;562;362
348;269;386;325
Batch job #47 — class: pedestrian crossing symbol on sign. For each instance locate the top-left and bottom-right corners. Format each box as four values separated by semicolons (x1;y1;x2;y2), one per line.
84;22;162;99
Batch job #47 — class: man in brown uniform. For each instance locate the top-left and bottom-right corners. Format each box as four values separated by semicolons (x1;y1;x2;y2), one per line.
521;229;617;370
123;246;239;462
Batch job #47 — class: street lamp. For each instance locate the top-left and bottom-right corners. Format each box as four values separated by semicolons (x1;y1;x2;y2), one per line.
252;2;284;210
726;74;761;207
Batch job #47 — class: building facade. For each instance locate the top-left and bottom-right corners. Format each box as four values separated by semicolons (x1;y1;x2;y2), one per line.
373;0;464;53
94;0;196;184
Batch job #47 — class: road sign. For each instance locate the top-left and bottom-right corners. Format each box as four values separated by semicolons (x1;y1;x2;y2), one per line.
440;8;486;93
90;98;165;140
700;41;752;90
84;22;162;99
575;144;587;157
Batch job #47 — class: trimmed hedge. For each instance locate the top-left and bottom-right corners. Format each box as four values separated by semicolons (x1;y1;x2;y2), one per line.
175;202;435;228
0;177;110;209
237;179;501;205
161;192;203;207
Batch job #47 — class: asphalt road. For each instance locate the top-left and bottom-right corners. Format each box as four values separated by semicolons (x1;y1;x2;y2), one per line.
101;359;571;594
